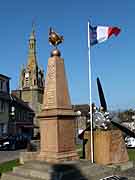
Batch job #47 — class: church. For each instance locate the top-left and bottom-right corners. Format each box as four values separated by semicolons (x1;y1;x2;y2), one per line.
12;27;45;134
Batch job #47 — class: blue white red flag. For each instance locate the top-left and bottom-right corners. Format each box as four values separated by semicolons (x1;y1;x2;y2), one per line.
89;24;121;46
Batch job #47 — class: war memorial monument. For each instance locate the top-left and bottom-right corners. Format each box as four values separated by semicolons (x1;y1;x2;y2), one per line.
1;28;135;180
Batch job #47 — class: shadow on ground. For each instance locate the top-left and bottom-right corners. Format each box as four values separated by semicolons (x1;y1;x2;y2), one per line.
51;163;88;180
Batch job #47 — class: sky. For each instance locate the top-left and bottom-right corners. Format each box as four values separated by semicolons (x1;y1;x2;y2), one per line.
0;0;135;110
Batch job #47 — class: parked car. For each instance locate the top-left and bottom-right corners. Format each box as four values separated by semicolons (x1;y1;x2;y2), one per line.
0;134;30;150
125;136;135;148
0;136;10;150
9;135;30;150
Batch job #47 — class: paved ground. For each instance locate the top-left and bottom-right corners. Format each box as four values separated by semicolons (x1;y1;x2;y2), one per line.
0;149;26;163
119;167;135;178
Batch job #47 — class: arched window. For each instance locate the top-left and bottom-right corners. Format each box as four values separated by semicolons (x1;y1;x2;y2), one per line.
25;73;29;87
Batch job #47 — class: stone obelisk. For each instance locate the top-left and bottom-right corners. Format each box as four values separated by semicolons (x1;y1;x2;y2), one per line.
38;49;78;162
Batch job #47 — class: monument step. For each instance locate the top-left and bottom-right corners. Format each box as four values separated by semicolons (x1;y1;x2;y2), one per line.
13;166;50;180
16;160;118;180
23;160;114;171
1;172;43;180
55;160;119;180
13;164;87;180
1;160;131;180
22;160;93;172
23;160;51;171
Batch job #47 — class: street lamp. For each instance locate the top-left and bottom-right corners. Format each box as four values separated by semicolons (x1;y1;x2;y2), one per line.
76;110;81;116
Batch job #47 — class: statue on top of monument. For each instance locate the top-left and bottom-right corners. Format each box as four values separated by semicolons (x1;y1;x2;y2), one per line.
49;27;64;48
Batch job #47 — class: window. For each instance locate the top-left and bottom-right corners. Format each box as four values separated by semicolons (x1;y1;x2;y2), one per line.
0;100;5;112
0;124;4;134
2;124;7;134
1;101;5;112
30;43;34;49
0;80;3;91
0;125;2;136
6;81;9;92
24;72;29;87
0;124;6;136
19;111;21;121
25;77;29;87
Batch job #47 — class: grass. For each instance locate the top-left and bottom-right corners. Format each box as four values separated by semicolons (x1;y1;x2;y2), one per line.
0;159;20;175
76;143;83;158
128;149;135;161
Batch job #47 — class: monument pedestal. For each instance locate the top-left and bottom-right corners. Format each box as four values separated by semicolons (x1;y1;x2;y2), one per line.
84;130;129;165
37;51;78;162
38;110;78;162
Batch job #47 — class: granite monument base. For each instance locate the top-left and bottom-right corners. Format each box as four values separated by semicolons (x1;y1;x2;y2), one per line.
84;129;129;165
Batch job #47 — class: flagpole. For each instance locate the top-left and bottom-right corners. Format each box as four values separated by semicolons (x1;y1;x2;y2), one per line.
88;21;94;163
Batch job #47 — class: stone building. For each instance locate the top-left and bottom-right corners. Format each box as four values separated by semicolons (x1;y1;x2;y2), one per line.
73;104;90;129
72;104;89;144
12;28;44;132
0;74;10;136
8;94;35;138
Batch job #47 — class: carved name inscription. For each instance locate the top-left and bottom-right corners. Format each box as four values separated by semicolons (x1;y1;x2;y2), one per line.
47;63;55;80
46;90;55;106
44;60;56;107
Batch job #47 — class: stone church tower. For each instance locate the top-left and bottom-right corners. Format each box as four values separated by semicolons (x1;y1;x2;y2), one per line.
12;28;44;129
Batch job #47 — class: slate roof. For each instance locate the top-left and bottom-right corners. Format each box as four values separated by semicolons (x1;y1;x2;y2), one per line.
10;94;34;113
72;104;90;116
0;74;10;79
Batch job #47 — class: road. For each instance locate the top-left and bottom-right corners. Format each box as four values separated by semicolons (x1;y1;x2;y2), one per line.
0;150;26;163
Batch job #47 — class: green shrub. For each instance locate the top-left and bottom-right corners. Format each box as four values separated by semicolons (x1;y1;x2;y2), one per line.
128;149;135;161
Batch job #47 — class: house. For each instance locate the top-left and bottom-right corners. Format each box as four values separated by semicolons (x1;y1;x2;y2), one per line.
73;104;90;129
72;104;90;144
8;93;35;138
0;74;10;136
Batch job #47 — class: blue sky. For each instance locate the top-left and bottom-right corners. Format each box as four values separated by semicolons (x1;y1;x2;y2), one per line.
0;0;134;110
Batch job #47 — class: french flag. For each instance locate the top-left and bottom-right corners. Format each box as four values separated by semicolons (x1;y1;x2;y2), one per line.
89;25;121;46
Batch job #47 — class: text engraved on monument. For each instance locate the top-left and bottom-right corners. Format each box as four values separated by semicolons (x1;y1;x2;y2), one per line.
46;90;55;106
45;61;56;106
47;63;55;80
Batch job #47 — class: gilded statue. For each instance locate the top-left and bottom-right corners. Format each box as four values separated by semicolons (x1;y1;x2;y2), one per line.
49;27;64;47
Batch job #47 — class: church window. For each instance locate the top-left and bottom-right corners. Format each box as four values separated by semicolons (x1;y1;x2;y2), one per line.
25;73;29;78
25;72;29;87
30;43;34;49
25;77;29;86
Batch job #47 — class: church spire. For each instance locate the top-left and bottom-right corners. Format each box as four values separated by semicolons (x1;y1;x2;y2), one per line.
27;23;37;69
19;24;44;90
